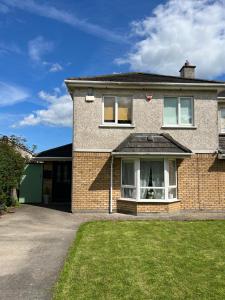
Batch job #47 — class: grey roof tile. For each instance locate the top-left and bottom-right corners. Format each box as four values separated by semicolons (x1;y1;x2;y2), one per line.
113;133;192;154
67;72;224;84
36;143;72;158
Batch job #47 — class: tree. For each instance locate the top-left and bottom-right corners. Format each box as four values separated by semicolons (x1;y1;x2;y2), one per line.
0;141;26;208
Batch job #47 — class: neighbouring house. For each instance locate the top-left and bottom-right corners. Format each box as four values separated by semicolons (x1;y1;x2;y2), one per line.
62;61;225;215
0;135;33;159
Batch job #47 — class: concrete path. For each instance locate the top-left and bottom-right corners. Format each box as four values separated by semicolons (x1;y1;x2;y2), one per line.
0;205;225;300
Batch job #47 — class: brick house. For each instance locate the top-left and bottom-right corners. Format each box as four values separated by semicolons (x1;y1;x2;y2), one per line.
63;62;225;215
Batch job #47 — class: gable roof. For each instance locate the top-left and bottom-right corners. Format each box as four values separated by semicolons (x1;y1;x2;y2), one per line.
66;72;224;84
36;143;72;158
112;133;192;155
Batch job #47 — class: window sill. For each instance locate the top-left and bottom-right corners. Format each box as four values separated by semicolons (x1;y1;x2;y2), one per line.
99;124;135;128
161;125;197;129
118;198;180;203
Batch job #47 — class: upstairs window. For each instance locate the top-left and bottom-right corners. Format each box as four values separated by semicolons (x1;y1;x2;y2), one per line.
164;97;194;126
103;96;132;125
104;96;115;123
219;107;225;133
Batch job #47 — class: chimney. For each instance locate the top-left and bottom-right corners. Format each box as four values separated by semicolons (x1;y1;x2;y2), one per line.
179;60;196;79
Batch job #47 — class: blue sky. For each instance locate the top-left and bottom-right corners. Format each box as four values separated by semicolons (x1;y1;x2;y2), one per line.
1;0;225;151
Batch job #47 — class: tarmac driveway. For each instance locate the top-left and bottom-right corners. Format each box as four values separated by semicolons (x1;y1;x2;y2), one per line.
0;205;83;300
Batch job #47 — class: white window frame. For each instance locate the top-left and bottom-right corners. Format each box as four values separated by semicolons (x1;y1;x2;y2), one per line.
219;106;225;133
167;159;177;200
163;96;194;127
121;158;177;203
121;159;137;199
102;96;133;126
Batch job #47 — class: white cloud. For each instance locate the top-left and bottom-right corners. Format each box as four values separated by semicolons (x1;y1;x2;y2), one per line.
0;82;29;106
28;36;53;62
0;42;21;55
116;0;225;78
49;63;63;73
43;61;63;73
3;0;128;44
15;89;72;127
28;37;64;72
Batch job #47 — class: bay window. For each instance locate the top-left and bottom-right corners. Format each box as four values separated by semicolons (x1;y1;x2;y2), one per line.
103;96;132;125
121;158;177;202
164;97;194;126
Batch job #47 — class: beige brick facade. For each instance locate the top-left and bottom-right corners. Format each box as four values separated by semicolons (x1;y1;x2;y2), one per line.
72;152;121;212
117;200;181;215
178;154;225;211
72;152;225;214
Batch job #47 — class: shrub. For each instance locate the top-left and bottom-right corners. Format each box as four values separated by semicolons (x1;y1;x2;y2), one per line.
0;141;26;210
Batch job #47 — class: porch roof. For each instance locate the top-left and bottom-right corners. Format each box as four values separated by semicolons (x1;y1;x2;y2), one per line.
112;133;192;156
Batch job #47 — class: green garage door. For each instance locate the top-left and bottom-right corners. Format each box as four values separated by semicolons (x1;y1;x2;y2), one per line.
19;164;43;203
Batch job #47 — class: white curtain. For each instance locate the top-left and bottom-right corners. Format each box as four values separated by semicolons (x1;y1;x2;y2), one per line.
140;160;164;187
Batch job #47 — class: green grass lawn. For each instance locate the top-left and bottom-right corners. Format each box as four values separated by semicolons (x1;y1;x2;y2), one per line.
53;220;225;300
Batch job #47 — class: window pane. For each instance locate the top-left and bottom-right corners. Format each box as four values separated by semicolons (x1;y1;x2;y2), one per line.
220;108;225;133
104;96;115;122
169;160;176;186
180;98;193;125
118;97;132;124
122;188;136;199
168;188;176;199
164;98;178;125
122;160;135;186
140;188;165;200
140;160;164;187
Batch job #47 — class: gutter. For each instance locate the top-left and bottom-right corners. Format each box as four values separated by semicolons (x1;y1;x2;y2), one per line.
111;152;192;157
33;157;72;162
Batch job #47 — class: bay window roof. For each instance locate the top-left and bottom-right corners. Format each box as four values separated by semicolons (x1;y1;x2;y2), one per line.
112;133;192;156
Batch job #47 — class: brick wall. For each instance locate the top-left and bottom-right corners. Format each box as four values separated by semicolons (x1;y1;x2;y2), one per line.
72;152;225;213
72;152;120;212
117;200;180;215
178;154;225;211
137;201;181;214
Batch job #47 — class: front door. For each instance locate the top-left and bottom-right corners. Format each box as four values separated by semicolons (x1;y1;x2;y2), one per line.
52;162;72;203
